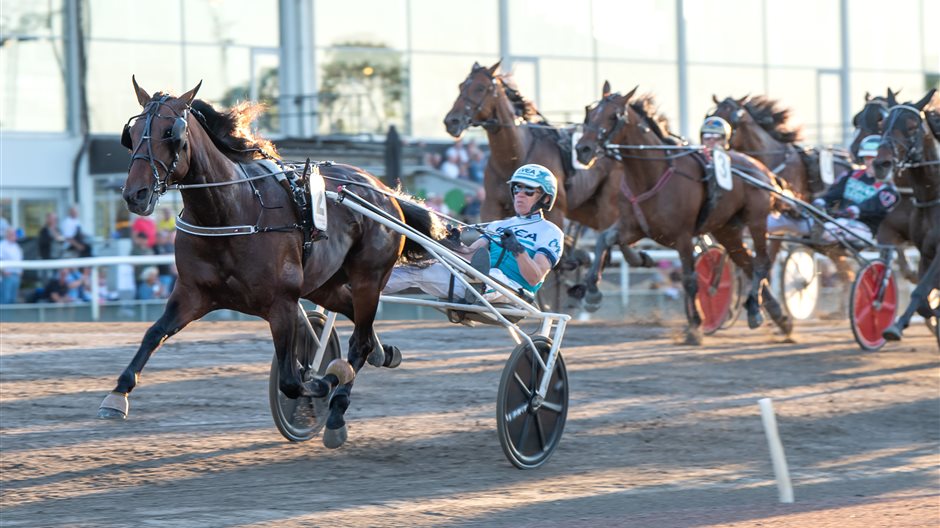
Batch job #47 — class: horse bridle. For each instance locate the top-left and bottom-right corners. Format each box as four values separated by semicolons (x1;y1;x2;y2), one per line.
582;96;628;159
121;95;191;203
879;104;932;168
455;69;499;129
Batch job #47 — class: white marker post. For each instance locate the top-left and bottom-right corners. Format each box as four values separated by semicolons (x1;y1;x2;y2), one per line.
758;398;794;503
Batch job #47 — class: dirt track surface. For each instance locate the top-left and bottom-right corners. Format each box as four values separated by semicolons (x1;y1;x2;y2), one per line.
1;319;937;527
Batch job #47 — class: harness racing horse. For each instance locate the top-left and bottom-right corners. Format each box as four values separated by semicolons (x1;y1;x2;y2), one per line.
574;83;792;344
99;78;451;449
443;62;653;309
874;89;940;343
709;95;834;201
851;90;919;284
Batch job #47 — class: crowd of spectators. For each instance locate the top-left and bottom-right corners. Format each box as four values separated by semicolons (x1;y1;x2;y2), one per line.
424;138;487;183
0;207;179;305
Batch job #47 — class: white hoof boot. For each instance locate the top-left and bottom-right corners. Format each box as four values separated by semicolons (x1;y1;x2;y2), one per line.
322;424;348;449
97;392;129;419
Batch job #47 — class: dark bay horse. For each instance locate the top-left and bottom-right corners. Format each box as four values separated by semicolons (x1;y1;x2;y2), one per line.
709;95;853;201
574;83;791;344
874;89;940;343
851;90;919;284
99;78;450;449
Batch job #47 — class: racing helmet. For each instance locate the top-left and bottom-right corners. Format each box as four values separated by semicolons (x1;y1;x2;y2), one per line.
700;116;732;140
857;134;881;158
508;163;557;211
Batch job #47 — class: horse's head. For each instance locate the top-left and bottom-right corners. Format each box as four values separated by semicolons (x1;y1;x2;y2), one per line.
443;61;501;137
709;95;750;132
849;91;891;161
121;76;202;216
873;88;938;180
576;81;637;167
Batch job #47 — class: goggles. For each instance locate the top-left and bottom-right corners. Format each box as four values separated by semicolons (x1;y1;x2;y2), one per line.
511;183;541;197
701;133;724;140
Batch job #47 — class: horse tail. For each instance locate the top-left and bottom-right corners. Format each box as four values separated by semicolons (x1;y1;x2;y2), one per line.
396;198;456;262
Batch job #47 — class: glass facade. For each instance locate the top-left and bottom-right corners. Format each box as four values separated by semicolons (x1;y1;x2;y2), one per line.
1;0;938;242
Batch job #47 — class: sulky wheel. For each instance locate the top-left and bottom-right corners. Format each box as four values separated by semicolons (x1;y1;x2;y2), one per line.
694;246;735;335
849;260;898;351
780;246;819;321
497;336;568;470
269;310;342;442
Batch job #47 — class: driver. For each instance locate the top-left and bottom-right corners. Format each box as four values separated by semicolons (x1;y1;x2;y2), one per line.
809;134;900;244
383;164;564;303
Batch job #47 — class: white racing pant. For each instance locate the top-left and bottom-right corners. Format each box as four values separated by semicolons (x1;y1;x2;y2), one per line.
383;263;523;304
766;212;873;245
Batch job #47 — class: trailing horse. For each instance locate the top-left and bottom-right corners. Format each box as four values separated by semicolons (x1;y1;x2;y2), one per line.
574;82;791;344
98;77;451;449
874;89;940;343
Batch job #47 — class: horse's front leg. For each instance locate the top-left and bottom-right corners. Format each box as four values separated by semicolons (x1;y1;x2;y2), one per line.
321;272;385;449
98;287;210;419
884;251;940;342
677;239;703;345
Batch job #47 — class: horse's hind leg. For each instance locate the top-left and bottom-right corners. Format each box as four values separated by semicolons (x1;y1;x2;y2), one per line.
711;225;765;330
675;238;704;345
98;288;210;419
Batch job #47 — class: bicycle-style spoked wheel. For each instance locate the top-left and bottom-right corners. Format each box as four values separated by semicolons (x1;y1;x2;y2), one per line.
781;247;819;320
695;246;734;335
496;336;568;469
269;310;342;441
850;260;898;351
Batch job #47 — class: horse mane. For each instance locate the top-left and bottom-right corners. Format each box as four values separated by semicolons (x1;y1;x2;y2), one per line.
628;93;675;143
497;72;547;123
190;98;279;162
743;96;803;143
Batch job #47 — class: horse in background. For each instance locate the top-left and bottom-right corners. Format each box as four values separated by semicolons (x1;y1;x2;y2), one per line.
709;95;856;201
100;77;451;450
851;89;919;284
874;89;940;343
443;61;651;309
574;83;791;344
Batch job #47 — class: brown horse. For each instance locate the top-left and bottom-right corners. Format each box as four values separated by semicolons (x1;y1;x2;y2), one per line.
710;95;844;200
874;89;940;342
99;78;450;449
574;83;791;344
443;61;624;231
443;61;650;309
851;90;919;284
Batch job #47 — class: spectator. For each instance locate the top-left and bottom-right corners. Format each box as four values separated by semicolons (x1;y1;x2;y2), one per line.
445;138;470;169
157;208;176;233
466;140;486;182
154;229;177;294
131;214;157;248
425;194;450;216
0;227;24;304
650;259;681;300
61;205;91;258
439;149;461;179
38;212;65;260
460;187;485;223
136;266;164;300
36;267;84;304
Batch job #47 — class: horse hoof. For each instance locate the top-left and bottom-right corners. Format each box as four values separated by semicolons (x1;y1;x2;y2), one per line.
747;311;764;330
567;284;586;300
882;324;902;341
325;359;356;385
366;347;385;368
778;316;793;337
584;290;603;313
322;424;348;449
97;392;128;419
383;345;402;369
97;407;127;420
684;328;703;346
